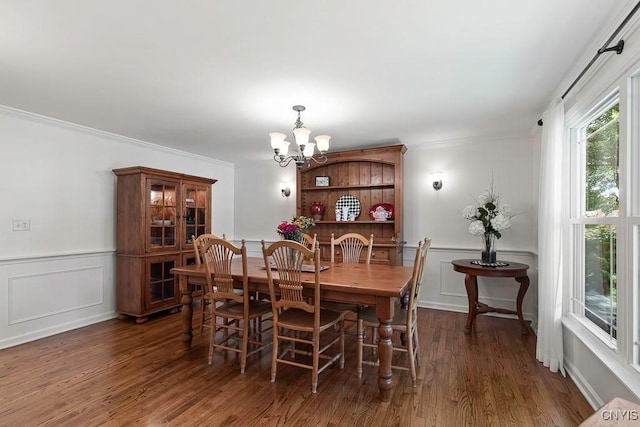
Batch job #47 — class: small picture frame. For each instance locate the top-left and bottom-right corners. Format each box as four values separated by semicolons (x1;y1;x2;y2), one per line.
315;176;330;187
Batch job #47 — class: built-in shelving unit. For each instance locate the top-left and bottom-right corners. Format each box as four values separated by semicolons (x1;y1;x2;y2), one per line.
296;144;406;265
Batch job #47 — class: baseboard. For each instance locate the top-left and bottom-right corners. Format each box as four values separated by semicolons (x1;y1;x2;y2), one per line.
0;311;118;350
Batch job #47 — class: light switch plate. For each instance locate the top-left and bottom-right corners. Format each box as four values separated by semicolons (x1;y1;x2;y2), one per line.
13;218;30;231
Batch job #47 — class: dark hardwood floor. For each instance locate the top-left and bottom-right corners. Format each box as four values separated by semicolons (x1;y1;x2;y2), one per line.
1;308;594;426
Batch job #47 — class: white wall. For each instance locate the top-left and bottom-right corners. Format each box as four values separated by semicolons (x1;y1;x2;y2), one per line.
0;106;234;348
233;160;297;242
233;136;538;323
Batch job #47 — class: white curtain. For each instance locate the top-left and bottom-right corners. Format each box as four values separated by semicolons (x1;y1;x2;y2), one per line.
536;99;566;375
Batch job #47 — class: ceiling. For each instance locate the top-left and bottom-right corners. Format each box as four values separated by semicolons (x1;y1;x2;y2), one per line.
0;1;632;164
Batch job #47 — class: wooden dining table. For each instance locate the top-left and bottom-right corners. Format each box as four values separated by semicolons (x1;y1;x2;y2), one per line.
170;257;415;401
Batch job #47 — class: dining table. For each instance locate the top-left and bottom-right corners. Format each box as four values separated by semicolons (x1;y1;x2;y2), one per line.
170;257;415;401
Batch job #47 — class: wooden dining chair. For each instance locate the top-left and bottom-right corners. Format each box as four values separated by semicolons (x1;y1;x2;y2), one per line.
300;232;318;250
192;233;226;336
322;233;374;324
201;238;272;373
261;239;345;394
330;232;373;264
356;238;431;386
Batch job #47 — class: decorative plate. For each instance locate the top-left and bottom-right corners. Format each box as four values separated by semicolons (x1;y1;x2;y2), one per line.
335;195;361;219
369;203;394;220
470;260;509;267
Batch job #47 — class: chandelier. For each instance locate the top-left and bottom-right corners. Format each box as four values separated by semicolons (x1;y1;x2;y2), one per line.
270;105;331;168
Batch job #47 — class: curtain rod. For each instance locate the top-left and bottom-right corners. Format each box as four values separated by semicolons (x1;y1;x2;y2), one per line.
537;1;640;126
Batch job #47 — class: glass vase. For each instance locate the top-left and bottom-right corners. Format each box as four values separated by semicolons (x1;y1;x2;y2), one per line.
481;232;497;263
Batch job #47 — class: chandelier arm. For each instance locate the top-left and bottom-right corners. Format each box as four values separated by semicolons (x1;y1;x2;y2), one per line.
274;154;296;168
309;154;328;165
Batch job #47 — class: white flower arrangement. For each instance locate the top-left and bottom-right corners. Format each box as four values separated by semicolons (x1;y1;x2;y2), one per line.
463;185;514;239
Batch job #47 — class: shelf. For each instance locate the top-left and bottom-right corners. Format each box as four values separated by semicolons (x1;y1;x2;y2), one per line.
301;183;395;191
314;220;395;224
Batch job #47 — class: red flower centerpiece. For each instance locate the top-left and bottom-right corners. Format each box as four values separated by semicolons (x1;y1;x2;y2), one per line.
276;216;315;242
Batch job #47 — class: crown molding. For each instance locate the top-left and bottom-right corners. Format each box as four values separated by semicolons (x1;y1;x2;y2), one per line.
0;104;234;168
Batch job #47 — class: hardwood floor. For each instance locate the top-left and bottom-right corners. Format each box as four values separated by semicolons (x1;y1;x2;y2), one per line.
1;308;594;426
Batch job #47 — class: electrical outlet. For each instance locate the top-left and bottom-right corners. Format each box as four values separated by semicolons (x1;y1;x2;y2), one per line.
13;218;30;231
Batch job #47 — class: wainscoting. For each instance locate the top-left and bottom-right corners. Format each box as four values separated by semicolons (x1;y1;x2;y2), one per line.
0;244;536;350
0;251;117;349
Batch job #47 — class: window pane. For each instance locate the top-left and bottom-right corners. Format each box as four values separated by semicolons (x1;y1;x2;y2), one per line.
584;224;617;339
585;103;619;217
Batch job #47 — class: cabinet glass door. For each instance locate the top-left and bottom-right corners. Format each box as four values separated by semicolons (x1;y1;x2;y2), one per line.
146;256;179;309
148;181;178;250
183;184;209;248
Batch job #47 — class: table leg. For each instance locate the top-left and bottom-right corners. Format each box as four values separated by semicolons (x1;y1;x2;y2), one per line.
515;275;530;335
377;318;394;401
179;276;194;350
464;274;478;334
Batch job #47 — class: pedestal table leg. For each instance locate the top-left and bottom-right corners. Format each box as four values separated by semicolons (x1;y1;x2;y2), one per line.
464;274;478;334
515;275;530;335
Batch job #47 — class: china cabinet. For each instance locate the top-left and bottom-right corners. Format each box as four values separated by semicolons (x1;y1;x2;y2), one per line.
296;144;406;265
113;166;216;323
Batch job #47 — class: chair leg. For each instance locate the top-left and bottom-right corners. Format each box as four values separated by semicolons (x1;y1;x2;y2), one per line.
312;331;319;394
208;314;216;365
356;319;364;379
372;326;378;358
407;327;416;387
339;318;345;369
240;316;249;374
413;324;421;368
200;290;210;337
271;326;279;383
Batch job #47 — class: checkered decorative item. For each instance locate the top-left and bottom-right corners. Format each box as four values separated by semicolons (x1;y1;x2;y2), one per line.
335;195;361;219
470;260;509;267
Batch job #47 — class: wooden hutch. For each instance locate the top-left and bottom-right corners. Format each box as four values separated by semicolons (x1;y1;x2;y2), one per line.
113;166;216;323
296;144;406;265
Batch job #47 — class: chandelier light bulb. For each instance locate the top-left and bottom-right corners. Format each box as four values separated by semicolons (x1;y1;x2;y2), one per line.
280;140;290;157
314;135;330;153
303;142;316;158
293;127;311;146
270;132;286;151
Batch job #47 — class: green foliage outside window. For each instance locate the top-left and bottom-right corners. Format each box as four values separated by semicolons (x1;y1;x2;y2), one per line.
583;103;618;336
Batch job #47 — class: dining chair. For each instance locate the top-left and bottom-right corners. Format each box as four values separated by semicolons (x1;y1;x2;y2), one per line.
356;238;431;386
300;232;318;250
201;238;272;373
192;233;226;336
261;239;345;394
330;232;373;264
322;233;374;324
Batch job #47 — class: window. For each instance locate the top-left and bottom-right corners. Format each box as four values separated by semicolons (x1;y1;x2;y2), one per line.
570;96;619;345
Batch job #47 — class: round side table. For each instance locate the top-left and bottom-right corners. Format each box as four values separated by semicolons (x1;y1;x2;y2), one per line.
451;259;530;335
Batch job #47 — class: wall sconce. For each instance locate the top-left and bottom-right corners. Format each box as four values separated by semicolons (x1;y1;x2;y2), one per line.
280;182;291;198
431;172;443;191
